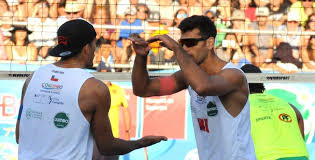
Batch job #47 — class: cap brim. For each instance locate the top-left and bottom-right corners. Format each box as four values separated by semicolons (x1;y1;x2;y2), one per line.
48;45;72;57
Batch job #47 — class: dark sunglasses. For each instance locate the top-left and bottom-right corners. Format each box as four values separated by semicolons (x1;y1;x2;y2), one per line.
178;37;209;47
137;9;149;14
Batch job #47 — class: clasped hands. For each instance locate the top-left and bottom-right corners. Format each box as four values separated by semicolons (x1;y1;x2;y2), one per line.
128;34;179;56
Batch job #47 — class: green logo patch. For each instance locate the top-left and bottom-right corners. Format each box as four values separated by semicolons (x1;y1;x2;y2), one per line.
54;112;69;128
207;101;218;116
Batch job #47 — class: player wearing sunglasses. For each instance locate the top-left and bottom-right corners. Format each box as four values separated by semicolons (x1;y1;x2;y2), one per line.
129;15;256;160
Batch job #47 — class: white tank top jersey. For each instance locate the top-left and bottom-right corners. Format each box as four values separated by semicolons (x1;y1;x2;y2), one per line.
188;63;256;160
18;64;94;160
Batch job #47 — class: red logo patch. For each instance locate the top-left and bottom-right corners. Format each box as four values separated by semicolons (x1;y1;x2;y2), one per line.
58;36;68;45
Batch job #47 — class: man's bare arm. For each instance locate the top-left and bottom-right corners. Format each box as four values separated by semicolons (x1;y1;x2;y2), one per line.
146;35;245;97
130;37;187;97
90;79;167;155
290;104;305;140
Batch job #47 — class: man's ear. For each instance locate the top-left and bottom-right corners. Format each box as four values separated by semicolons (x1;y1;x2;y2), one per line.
83;43;90;55
207;37;215;49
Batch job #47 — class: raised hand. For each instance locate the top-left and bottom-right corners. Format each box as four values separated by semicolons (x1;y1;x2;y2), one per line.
137;135;168;148
146;34;180;51
128;36;151;56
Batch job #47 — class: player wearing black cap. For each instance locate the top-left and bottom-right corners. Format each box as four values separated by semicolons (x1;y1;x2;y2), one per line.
15;19;167;160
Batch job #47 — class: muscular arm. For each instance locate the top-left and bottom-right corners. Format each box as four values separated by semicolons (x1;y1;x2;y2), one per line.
86;79;166;155
132;54;187;97
16;74;33;144
290;104;305;140
173;46;245;96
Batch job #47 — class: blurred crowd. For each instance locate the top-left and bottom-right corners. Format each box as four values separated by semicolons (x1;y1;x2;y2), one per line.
0;0;314;73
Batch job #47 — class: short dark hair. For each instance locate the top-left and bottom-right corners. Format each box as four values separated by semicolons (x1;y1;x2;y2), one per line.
240;64;265;94
61;38;95;60
178;15;217;39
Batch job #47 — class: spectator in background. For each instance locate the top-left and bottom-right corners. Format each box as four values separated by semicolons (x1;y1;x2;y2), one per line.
204;9;227;59
289;0;309;27
136;3;150;24
46;0;59;20
0;30;7;60
302;0;314;17
144;11;169;65
57;1;85;25
152;0;180;27
93;4;111;25
121;43;137;69
249;7;274;65
241;63;309;160
266;42;302;73
224;10;253;67
77;0;94;22
6;0;20;20
168;7;188;42
27;0;58;62
211;0;233;27
178;0;203;16
55;0;66;19
302;35;315;70
116;0;139;19
267;0;290;29
238;0;257;22
0;0;8;13
275;11;304;60
0;11;14;44
93;4;115;45
199;0;216;13
116;6;144;62
6;25;38;61
94;39;115;72
204;9;230;62
305;14;315;45
172;8;189;28
254;0;269;7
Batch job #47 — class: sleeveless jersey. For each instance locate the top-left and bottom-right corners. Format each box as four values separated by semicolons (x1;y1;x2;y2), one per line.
250;93;309;160
18;64;94;160
188;62;256;160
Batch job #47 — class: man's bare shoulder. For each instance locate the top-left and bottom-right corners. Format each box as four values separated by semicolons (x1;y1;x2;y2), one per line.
81;78;109;96
217;67;248;94
219;68;246;82
78;78;110;113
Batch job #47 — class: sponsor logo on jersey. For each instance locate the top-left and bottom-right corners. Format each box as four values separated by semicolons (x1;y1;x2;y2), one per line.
50;75;59;82
207;101;218;116
51;70;64;74
41;83;63;90
279;113;292;123
33;94;64;105
54;112;70;128
195;95;206;104
25;108;42;120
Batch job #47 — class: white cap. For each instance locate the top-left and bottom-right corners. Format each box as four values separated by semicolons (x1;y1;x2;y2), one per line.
287;11;300;22
124;6;137;15
255;7;269;17
64;1;85;13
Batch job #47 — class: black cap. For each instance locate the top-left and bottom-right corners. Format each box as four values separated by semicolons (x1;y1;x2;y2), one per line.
241;64;262;73
49;19;96;57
